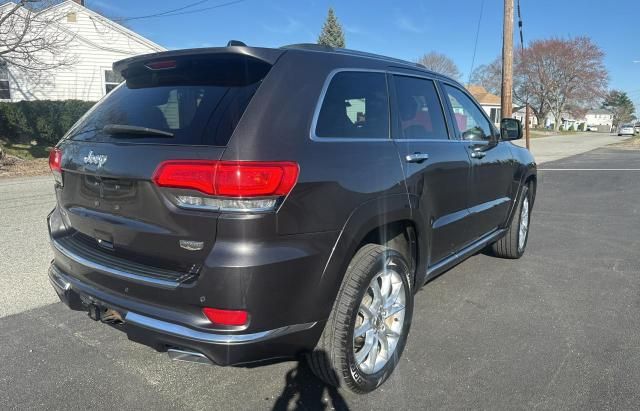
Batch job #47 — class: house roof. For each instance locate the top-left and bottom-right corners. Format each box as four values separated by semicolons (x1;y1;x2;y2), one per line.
466;85;501;106
49;1;165;52
4;0;165;53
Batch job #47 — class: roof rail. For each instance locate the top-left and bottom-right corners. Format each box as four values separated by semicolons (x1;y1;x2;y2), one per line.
281;43;426;69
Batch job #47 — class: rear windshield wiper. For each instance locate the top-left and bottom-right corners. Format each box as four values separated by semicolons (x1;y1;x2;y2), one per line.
102;124;174;138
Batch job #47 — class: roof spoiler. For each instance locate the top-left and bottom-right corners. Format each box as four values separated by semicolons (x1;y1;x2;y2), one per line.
113;45;284;76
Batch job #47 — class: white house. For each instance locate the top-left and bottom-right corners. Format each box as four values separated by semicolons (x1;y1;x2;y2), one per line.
584;109;614;131
512;106;538;128
0;0;165;102
466;85;502;126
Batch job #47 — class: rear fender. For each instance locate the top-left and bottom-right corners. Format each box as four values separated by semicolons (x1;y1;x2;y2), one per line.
315;194;416;317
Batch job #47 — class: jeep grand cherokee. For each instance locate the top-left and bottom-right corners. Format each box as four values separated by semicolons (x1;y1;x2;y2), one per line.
47;43;536;393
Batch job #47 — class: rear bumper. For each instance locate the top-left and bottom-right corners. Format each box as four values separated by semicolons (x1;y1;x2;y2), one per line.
49;265;323;366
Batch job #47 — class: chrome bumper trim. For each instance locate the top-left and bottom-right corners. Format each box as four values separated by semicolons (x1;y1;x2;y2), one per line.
51;238;180;290
125;311;317;345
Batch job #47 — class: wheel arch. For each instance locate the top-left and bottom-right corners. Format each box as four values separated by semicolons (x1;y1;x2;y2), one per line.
316;194;423;318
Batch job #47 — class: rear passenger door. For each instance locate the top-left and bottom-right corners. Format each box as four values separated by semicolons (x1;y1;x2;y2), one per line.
390;74;473;265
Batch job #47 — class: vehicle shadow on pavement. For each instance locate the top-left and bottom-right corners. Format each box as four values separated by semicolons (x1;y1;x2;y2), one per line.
272;354;349;411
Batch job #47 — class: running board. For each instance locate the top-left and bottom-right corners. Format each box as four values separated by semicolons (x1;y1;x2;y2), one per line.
426;229;506;280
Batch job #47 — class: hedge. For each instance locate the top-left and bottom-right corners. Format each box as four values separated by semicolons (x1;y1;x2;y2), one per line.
0;100;95;146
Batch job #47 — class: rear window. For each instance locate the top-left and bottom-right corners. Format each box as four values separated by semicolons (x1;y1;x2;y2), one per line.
315;71;389;139
64;54;270;146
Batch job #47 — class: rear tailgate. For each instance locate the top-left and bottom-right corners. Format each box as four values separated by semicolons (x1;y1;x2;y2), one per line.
54;142;226;276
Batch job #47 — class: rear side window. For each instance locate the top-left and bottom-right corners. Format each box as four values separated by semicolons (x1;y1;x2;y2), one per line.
315;71;389;139
64;54;270;146
392;75;448;140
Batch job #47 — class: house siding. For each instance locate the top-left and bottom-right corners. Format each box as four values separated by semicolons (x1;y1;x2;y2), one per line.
2;1;164;103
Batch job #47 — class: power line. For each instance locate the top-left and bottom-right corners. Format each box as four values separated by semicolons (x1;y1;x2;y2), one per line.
467;0;485;85
517;0;524;51
110;0;212;21
113;0;248;22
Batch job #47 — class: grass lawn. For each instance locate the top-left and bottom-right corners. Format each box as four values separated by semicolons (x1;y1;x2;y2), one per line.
0;139;52;178
613;135;640;150
0;140;51;160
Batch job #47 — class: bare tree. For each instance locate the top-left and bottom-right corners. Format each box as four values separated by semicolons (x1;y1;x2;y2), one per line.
517;37;608;130
417;52;461;80
469;56;501;95
0;0;75;73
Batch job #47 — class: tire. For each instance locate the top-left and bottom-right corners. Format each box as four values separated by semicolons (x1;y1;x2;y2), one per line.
492;183;531;259
307;244;413;393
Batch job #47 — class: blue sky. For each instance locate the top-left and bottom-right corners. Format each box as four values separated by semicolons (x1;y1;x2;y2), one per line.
88;0;640;111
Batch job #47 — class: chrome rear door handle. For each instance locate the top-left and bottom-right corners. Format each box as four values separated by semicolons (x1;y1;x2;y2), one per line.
470;151;486;159
405;153;430;163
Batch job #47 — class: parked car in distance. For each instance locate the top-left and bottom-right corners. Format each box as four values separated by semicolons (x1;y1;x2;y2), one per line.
46;42;537;393
618;124;636;136
587;125;599;132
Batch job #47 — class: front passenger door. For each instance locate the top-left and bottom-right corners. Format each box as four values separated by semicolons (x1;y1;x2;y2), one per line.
442;84;515;241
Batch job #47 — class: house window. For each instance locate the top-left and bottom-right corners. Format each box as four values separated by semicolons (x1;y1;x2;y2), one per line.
104;69;124;94
0;64;10;100
489;107;501;124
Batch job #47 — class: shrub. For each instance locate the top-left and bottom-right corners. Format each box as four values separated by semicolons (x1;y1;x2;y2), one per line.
0;100;95;146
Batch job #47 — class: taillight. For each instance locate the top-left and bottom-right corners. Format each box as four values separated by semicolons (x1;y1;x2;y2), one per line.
49;148;63;186
215;162;298;197
49;148;62;172
202;307;248;327
153;161;217;195
152;160;299;212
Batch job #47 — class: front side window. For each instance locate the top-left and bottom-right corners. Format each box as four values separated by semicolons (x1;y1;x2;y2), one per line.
393;75;448;140
0;64;10;100
315;71;389;139
444;84;493;141
104;69;124;94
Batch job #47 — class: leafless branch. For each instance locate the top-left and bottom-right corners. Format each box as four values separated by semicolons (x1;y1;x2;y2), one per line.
417;52;461;80
0;0;76;73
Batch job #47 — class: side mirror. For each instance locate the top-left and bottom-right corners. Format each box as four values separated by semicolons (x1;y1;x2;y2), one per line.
500;118;523;140
462;126;488;141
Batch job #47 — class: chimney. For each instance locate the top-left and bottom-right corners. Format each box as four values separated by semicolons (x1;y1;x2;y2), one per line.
72;0;85;6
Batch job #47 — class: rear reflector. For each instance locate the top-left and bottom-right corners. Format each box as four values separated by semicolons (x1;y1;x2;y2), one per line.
153;161;299;197
202;307;248;326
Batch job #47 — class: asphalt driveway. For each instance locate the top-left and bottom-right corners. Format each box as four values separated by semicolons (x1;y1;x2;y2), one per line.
1;144;639;410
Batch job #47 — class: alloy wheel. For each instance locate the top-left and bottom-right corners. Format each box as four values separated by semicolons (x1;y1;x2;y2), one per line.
518;196;530;251
352;258;407;374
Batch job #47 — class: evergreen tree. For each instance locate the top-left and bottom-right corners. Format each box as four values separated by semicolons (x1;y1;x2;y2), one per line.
602;90;636;126
317;7;345;48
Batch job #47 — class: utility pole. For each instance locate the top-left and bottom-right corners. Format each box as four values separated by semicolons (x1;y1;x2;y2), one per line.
525;104;530;149
501;0;514;118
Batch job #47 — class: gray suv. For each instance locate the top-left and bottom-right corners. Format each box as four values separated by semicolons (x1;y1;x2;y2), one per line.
47;43;536;393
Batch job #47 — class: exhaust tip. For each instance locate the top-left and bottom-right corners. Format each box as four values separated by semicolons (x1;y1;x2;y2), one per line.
167;348;213;365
